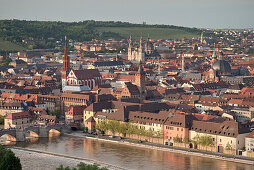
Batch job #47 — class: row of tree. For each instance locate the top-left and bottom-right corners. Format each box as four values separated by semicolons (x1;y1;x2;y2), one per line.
56;162;108;170
96;120;162;138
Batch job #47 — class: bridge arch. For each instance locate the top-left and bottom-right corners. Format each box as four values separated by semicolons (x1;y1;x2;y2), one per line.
0;133;17;142
25;130;39;138
48;128;61;137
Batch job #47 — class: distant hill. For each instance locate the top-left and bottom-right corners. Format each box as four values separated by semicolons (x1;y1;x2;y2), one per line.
0;20;203;51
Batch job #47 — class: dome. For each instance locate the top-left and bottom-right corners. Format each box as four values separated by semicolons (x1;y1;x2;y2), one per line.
212;59;231;75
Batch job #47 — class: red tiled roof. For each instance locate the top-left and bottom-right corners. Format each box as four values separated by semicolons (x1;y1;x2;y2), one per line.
5;111;30;120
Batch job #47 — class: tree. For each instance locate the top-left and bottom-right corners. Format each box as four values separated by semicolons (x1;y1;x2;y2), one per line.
173;136;181;143
77;162;108;170
56;165;71;170
197;135;213;151
49;109;61;118
56;162;108;170
225;142;233;150
183;137;189;148
0;144;22;170
0;116;4;125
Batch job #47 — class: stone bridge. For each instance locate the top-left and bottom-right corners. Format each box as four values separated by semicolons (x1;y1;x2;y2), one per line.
0;124;71;142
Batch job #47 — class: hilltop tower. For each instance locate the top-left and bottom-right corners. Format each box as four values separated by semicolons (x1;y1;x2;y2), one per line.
61;36;70;89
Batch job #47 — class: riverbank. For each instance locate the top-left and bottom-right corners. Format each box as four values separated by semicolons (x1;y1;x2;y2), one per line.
10;147;126;170
65;131;254;166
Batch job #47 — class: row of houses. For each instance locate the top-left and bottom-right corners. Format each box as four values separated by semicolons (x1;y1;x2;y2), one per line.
82;100;254;156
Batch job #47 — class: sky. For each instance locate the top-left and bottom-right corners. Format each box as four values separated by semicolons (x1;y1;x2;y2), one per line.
0;0;253;29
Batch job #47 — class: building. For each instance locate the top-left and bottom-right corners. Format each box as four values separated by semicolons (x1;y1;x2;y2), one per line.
204;51;231;82
65;105;85;125
128;36;145;62
4;111;31;129
189;117;251;154
245;130;254;152
61;36;102;90
164;113;194;144
128;36;160;62
65;69;102;90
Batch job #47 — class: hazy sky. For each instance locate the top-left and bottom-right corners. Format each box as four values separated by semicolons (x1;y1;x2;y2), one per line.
0;0;253;29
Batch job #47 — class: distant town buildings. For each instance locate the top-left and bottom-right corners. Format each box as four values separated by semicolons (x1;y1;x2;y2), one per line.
1;29;254;157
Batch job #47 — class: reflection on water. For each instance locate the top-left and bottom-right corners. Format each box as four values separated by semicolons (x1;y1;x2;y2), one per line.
3;135;254;170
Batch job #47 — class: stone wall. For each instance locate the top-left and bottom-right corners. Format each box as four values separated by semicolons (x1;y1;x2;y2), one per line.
246;151;254;158
224;149;236;155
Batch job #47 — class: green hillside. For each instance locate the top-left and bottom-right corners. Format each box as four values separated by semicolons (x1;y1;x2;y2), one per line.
0;20;204;51
0;38;25;51
97;27;201;40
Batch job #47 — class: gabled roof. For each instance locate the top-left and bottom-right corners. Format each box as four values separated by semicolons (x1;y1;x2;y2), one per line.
71;69;101;80
5;111;30;120
124;82;140;95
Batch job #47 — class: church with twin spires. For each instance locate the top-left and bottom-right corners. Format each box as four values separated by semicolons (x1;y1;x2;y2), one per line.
128;36;160;62
61;36;102;91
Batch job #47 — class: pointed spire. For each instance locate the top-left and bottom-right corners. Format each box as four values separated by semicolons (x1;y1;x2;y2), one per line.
140;36;143;47
63;36;70;73
64;36;67;57
128;35;132;47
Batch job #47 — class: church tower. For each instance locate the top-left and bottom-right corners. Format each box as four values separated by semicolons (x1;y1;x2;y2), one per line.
200;32;203;44
138;36;145;61
135;61;146;99
182;53;185;72
61;36;70;89
128;35;133;61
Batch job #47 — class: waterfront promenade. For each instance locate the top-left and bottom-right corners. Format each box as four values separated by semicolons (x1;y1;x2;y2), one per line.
66;131;254;166
4;132;254;170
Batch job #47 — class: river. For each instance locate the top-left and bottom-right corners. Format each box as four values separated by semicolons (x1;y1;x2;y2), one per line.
2;134;254;170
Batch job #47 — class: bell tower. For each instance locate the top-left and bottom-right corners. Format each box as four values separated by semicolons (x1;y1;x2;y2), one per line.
135;61;146;99
61;36;70;89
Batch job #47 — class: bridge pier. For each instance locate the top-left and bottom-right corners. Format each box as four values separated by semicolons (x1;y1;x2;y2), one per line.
39;128;49;138
16;130;26;142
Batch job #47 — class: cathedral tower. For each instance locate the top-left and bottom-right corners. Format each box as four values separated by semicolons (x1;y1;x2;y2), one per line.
127;35;133;61
138;36;145;61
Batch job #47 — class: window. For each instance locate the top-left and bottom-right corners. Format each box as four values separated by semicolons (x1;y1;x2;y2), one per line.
220;139;222;142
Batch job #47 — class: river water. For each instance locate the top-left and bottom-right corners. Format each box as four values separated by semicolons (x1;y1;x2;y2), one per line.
2;134;254;170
